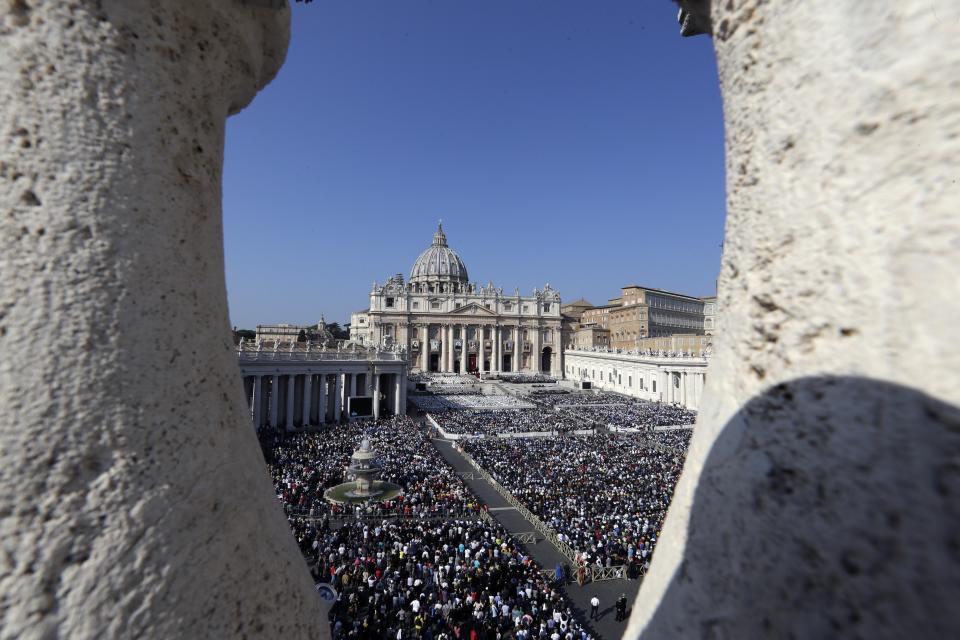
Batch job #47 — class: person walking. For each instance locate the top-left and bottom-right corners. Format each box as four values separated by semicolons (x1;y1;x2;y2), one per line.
590;595;599;621
615;593;628;622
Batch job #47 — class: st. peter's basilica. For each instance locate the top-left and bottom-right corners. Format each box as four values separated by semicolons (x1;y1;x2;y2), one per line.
351;224;563;377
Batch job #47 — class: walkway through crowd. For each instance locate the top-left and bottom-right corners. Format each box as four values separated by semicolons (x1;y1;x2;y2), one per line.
429;434;642;640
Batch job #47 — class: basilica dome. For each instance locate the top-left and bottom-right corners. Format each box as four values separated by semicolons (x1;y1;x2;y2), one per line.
409;224;469;284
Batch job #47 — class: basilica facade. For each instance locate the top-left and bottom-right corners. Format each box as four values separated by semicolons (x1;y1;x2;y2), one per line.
351;224;563;376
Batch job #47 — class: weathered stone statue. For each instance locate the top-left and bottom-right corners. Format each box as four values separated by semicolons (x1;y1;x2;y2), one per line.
0;2;326;638
627;2;960;638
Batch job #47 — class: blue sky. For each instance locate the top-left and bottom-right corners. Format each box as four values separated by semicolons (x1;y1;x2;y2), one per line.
223;1;724;329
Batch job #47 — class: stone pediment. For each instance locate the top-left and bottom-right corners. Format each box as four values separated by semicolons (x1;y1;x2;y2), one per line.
449;302;497;316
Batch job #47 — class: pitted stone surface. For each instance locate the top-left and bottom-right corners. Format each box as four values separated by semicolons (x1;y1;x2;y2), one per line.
0;2;328;638
627;2;960;638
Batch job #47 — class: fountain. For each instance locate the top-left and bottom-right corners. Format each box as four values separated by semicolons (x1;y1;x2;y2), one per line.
323;436;403;504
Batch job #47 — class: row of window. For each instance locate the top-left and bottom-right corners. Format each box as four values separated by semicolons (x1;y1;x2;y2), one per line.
565;365;658;393
381;326;554;341
647;295;702;314
386;298;547;314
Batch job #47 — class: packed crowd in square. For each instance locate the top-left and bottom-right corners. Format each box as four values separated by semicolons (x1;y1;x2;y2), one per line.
260;417;480;526
462;433;689;573
319;518;594;639
258;417;597;639
560;402;696;430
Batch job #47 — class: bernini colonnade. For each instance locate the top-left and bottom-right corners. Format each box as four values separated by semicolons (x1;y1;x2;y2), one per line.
237;342;408;429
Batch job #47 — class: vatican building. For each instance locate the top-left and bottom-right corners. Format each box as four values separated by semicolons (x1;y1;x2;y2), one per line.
351;224;563;376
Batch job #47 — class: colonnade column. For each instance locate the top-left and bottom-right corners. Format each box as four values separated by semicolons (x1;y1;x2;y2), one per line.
317;375;327;424
302;374;312;427
252;376;263;428
373;372;381;419
680;372;688;408
285;375;295;431
269;374;279;427
394;375;403;415
334;374;343;422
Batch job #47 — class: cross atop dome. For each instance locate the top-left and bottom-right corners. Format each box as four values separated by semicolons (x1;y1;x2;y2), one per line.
432;222;448;247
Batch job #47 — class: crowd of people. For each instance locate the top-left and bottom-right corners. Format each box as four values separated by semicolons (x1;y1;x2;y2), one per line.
561;402;696;430
319;518;594;639
260;417;482;530
259;417;598;638
431;408;585;437
530;391;629;408
463;433;689;572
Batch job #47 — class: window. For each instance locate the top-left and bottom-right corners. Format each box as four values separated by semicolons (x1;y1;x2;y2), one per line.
522;305;529;313
628;376;632;387
652;380;657;393
544;303;551;312
431;301;441;310
385;297;394;308
411;301;419;310
484;303;491;310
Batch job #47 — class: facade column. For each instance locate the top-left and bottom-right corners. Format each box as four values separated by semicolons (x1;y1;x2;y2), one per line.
533;326;542;373
420;324;429;372
252;375;263;428
493;326;500;373
373;371;381;419
285;375;295;430
334;374;343;422
478;325;485;374
515;326;522;372
447;324;455;372
440;325;448;372
269;374;279;427
459;324;467;374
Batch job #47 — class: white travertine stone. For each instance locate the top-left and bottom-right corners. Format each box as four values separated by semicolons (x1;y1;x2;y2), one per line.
629;2;960;638
0;1;328;638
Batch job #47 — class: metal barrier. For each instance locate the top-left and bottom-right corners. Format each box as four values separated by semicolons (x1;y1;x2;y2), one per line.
590;565;626;582
456;448;634;583
513;531;537;544
459;449;614;580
